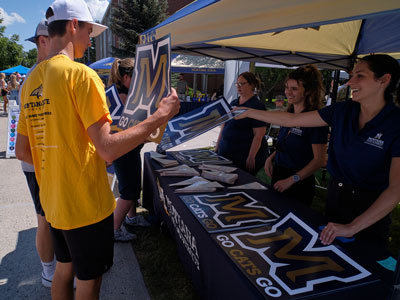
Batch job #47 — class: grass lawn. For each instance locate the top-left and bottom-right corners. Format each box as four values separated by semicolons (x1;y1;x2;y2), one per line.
131;224;200;300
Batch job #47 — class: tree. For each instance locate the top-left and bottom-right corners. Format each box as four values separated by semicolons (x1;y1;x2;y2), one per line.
0;18;24;70
110;0;168;58
21;48;38;68
255;67;291;102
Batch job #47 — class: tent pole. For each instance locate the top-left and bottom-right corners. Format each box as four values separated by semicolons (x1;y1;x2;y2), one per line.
331;70;340;104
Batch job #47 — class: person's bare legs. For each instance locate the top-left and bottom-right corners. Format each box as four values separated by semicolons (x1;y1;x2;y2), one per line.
126;200;137;219
75;277;102;300
2;95;8;113
113;197;133;230
36;214;54;262
51;262;74;300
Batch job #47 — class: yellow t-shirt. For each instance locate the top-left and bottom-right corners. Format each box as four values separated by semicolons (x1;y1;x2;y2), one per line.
20;55;115;229
18;61;47;183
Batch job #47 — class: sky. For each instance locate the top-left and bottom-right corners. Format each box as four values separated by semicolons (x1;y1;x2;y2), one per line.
0;0;110;52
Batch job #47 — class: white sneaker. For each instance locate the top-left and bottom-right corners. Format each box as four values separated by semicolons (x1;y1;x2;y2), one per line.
114;224;137;242
125;215;150;227
41;271;53;288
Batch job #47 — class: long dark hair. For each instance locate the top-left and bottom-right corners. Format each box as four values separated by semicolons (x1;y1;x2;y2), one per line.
286;65;324;112
360;54;400;104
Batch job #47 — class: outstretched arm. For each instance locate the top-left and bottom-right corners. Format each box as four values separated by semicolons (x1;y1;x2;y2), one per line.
320;157;400;245
88;88;180;162
234;108;328;128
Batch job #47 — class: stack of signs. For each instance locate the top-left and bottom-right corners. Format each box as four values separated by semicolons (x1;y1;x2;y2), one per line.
179;192;279;233
105;84;123;132
6;105;20;158
157;97;237;152
170;149;231;166
117;34;171;143
212;213;375;299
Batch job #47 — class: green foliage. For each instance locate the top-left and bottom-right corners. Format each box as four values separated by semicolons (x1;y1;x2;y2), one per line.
110;0;168;58
0;18;38;70
255;67;291;102
171;72;180;89
21;48;38;68
0;33;24;70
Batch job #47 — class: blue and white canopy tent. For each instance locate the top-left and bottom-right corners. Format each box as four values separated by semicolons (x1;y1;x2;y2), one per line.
140;0;400;70
0;65;30;75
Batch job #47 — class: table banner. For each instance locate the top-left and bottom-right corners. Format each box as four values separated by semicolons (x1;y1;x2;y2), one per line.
170;149;231;166
157;97;233;151
6;105;20;158
213;212;377;299
118;34;171;143
179;192;279;233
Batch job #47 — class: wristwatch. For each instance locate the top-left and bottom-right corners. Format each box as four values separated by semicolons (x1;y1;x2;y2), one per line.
293;174;301;182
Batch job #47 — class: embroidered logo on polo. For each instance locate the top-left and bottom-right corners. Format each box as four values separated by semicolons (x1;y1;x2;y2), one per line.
364;132;384;149
180;192;279;233
289;127;302;136
213;213;372;298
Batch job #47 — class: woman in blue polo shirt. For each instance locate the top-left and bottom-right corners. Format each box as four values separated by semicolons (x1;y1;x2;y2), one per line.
265;65;328;206
234;54;400;248
216;72;268;175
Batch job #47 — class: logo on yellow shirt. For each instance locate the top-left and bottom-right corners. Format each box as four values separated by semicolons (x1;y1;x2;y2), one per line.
30;84;43;99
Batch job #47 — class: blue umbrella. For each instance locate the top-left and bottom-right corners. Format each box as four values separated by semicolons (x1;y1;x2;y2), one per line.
89;57;116;70
0;65;30;75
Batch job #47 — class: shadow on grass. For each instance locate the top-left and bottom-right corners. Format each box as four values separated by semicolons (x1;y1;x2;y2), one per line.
131;224;200;300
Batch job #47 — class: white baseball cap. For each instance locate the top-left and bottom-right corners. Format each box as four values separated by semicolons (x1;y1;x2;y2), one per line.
47;0;107;37
26;20;49;43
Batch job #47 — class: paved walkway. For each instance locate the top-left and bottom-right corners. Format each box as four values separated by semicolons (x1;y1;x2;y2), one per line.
0;107;220;300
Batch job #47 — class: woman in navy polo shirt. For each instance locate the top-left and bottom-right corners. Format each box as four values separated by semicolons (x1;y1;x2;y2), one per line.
215;72;268;175
265;65;328;206
234;54;400;248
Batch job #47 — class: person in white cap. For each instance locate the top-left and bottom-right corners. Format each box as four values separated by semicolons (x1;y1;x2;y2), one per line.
17;19;56;288
16;0;179;299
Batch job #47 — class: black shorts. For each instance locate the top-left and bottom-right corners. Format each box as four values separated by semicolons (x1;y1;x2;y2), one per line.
49;213;114;280
24;171;44;216
112;144;143;200
1;89;7;97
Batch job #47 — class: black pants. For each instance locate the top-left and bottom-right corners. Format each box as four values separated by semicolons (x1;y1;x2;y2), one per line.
326;179;391;248
271;164;315;207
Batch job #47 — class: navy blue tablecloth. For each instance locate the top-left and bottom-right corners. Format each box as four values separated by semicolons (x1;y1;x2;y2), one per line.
142;152;393;300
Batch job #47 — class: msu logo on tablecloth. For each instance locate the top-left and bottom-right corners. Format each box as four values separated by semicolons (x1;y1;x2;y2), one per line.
214;213;372;298
180;192;279;233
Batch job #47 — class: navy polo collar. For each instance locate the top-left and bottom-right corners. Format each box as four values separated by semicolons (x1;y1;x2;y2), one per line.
351;100;397;132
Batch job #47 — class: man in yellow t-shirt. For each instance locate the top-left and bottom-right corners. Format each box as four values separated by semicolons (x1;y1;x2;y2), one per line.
16;0;180;298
